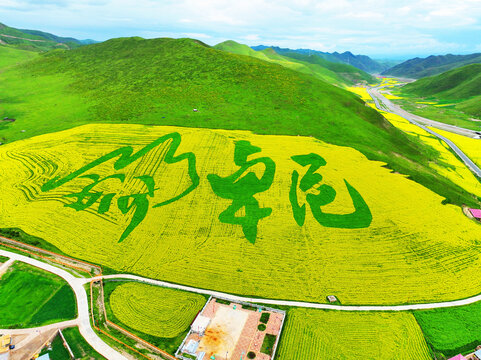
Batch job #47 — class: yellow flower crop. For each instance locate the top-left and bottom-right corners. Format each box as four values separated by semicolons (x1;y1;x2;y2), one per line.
0;123;480;305
109;282;206;338
277;309;431;360
430;128;481;169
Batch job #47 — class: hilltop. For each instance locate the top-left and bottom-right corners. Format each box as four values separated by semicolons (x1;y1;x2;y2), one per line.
0;36;477;207
214;40;376;86
0;22;94;51
402;63;481;117
383;53;481;79
251;45;387;73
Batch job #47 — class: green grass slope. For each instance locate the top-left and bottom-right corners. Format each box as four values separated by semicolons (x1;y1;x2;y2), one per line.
0;45;37;69
0;36;478;207
402;64;481;117
383;53;481;79
214;40;374;86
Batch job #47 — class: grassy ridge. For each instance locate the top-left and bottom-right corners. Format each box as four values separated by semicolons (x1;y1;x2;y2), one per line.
214;40;375;85
402;64;481;117
383;53;481;79
0;22;79;52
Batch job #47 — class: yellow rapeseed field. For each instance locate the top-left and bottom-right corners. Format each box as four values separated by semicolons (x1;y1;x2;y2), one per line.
109;283;206;337
345;86;371;101
429;127;481;169
0;123;480;305
276;309;432;360
381;112;481;199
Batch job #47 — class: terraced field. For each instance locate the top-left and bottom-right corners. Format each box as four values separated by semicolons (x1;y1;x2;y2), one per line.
276;308;432;359
109;283;206;337
0;123;480;305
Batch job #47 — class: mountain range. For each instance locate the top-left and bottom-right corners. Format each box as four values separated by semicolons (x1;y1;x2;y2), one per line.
251;45;390;73
383;53;481;79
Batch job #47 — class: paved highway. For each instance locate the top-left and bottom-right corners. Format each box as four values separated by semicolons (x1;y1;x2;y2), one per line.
368;87;481;178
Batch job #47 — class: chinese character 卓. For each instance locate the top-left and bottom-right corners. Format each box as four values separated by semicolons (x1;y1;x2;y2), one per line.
208;140;276;244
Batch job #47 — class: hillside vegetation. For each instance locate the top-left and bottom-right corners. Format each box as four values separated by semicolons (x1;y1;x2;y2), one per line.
252;45;387;73
383;53;481;78
0;45;37;68
402;64;481;117
0;22;85;51
214;40;375;85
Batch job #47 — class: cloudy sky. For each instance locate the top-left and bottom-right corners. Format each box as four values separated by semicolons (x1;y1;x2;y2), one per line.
1;0;481;58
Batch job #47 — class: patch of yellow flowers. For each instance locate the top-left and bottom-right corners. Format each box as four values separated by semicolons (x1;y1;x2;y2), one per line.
0;123;480;305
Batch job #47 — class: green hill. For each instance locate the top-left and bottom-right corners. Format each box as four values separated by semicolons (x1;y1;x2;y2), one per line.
0;36;478;207
0;22;87;52
214;40;376;86
383;53;481;79
402;64;481;117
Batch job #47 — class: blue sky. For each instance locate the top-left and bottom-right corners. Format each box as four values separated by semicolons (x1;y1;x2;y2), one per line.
1;0;481;58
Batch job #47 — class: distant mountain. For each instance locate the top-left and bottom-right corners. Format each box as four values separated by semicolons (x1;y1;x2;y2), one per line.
0;22;97;52
382;53;481;79
215;40;376;86
251;45;387;73
402;63;481;117
20;28;98;46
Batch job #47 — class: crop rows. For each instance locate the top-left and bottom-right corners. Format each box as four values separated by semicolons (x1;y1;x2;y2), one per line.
0;123;480;305
109;282;206;338
277;308;431;359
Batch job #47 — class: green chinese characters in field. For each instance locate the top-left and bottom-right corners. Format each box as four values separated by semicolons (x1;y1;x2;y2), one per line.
42;134;372;244
289;153;372;229
207;141;276;244
41;132;199;243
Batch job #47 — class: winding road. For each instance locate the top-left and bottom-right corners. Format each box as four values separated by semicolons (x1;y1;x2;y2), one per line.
368;87;481;178
0;249;128;360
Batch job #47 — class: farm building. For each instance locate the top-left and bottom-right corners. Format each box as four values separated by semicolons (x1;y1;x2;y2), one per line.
469;208;481;221
475;349;481;359
327;295;338;303
191;315;211;336
177;297;285;360
448;355;467;360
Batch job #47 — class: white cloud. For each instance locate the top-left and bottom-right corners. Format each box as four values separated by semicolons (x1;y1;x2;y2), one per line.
0;0;480;56
183;32;211;39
